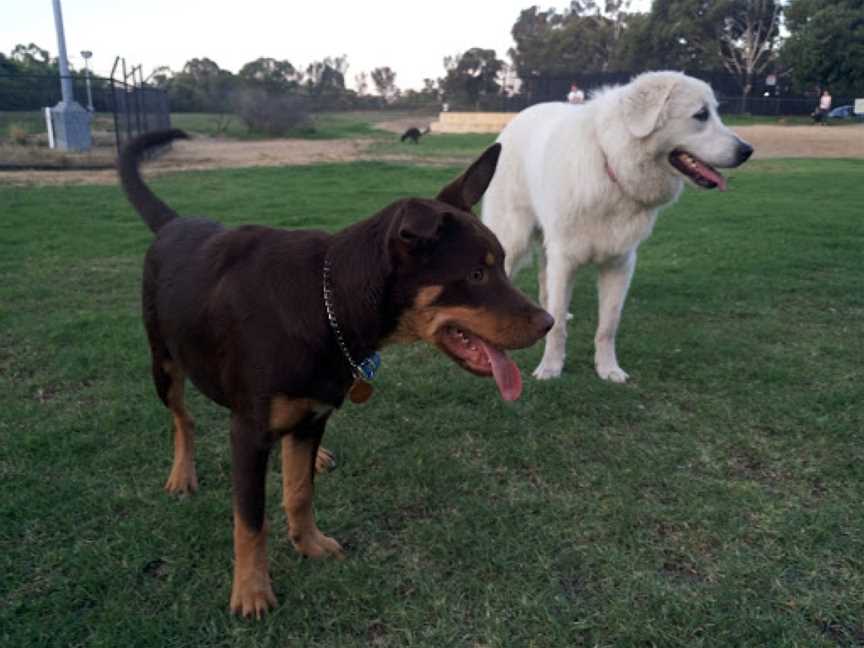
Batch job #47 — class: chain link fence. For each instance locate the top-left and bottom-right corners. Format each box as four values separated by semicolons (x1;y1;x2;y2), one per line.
0;69;170;153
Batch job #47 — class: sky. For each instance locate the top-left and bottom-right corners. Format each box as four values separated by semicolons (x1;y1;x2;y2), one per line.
3;0;651;91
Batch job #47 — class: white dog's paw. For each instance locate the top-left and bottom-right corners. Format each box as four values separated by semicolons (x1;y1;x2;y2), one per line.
533;361;563;380
596;365;629;383
566;312;574;321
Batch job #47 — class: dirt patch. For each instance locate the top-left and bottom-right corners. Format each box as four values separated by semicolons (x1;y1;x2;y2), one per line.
0;123;860;187
735;124;864;159
0;136;374;186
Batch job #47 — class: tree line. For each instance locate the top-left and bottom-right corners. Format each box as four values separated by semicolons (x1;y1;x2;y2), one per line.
2;0;861;114
509;0;862;100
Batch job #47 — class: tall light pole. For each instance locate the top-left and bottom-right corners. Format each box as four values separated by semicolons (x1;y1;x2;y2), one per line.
81;50;94;112
49;0;91;150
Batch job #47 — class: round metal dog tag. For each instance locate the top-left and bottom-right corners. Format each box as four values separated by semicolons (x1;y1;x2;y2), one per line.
349;379;373;404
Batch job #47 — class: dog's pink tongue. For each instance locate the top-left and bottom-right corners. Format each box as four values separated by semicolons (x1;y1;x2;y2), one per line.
696;160;727;191
479;340;523;401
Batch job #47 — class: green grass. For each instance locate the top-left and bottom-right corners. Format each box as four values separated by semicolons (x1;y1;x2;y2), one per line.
0;110;45;139
721;113;862;127
0;111;116;143
1;158;863;647
721;114;809;126
170;111;392;141
371;132;499;159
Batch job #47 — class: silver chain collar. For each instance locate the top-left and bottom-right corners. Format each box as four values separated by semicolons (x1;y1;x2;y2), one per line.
322;257;380;381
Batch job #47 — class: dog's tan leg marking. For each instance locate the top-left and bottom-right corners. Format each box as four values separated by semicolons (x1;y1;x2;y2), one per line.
281;434;344;559
270;395;336;474
270;395;313;431
162;362;198;494
229;510;277;618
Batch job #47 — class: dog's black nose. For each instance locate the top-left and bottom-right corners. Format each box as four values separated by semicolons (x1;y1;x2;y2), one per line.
736;141;754;164
535;310;554;336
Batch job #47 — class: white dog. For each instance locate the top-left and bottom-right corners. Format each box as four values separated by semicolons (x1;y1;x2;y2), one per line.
482;71;753;382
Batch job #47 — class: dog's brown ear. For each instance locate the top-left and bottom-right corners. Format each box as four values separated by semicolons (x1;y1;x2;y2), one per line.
622;73;677;138
436;143;501;210
390;199;446;256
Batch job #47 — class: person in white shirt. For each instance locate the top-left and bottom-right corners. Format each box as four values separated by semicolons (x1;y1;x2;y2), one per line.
813;89;832;123
567;83;585;104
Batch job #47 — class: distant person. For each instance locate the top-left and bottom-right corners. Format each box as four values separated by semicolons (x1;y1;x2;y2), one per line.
813;88;832;124
567;83;585;104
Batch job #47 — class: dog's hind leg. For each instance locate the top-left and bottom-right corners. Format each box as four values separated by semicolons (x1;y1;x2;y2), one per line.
533;245;577;380
281;418;344;560
229;414;277;618
156;359;199;494
594;250;636;383
481;181;537;277
489;210;537;278
144;267;198;494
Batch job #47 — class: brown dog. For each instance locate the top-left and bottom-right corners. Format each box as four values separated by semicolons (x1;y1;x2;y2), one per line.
119;129;552;618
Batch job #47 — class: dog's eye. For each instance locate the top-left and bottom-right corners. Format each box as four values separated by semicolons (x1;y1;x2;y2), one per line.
693;108;710;122
467;268;486;284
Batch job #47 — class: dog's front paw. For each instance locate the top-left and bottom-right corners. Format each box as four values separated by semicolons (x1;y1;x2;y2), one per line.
533;360;563;380
292;528;345;560
596;365;629;383
230;577;277;619
164;464;198;495
315;446;337;474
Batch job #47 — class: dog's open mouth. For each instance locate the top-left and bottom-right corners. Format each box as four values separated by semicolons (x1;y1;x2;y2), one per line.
436;325;522;401
669;150;727;191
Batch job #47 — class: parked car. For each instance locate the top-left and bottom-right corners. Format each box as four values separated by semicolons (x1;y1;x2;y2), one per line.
827;105;863;121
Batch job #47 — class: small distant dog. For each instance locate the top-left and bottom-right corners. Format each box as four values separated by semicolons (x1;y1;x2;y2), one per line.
482;71;753;383
119;129;552;618
400;126;430;143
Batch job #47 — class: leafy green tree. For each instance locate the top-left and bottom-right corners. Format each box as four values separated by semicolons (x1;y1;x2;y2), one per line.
305;55;348;97
0;44;62;110
0;52;15;75
147;65;173;89
238;57;300;93
440;48;503;107
168;57;235;112
11;43;55;72
509;2;638;77
782;0;864;96
422;78;438;97
592;0;782;104
644;0;782;96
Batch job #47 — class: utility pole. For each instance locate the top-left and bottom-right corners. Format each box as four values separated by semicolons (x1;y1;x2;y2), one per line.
81;50;94;112
49;0;92;150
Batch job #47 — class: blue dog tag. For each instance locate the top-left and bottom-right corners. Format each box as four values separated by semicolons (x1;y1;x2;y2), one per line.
356;352;382;381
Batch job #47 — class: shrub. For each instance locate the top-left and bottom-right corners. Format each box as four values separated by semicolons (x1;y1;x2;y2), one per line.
8;123;29;145
232;87;312;136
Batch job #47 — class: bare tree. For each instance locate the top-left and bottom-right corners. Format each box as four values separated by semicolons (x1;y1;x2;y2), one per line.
717;0;783;105
354;71;369;95
371;66;399;102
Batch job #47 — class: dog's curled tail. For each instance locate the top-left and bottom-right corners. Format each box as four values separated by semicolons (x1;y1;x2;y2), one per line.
118;128;189;233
